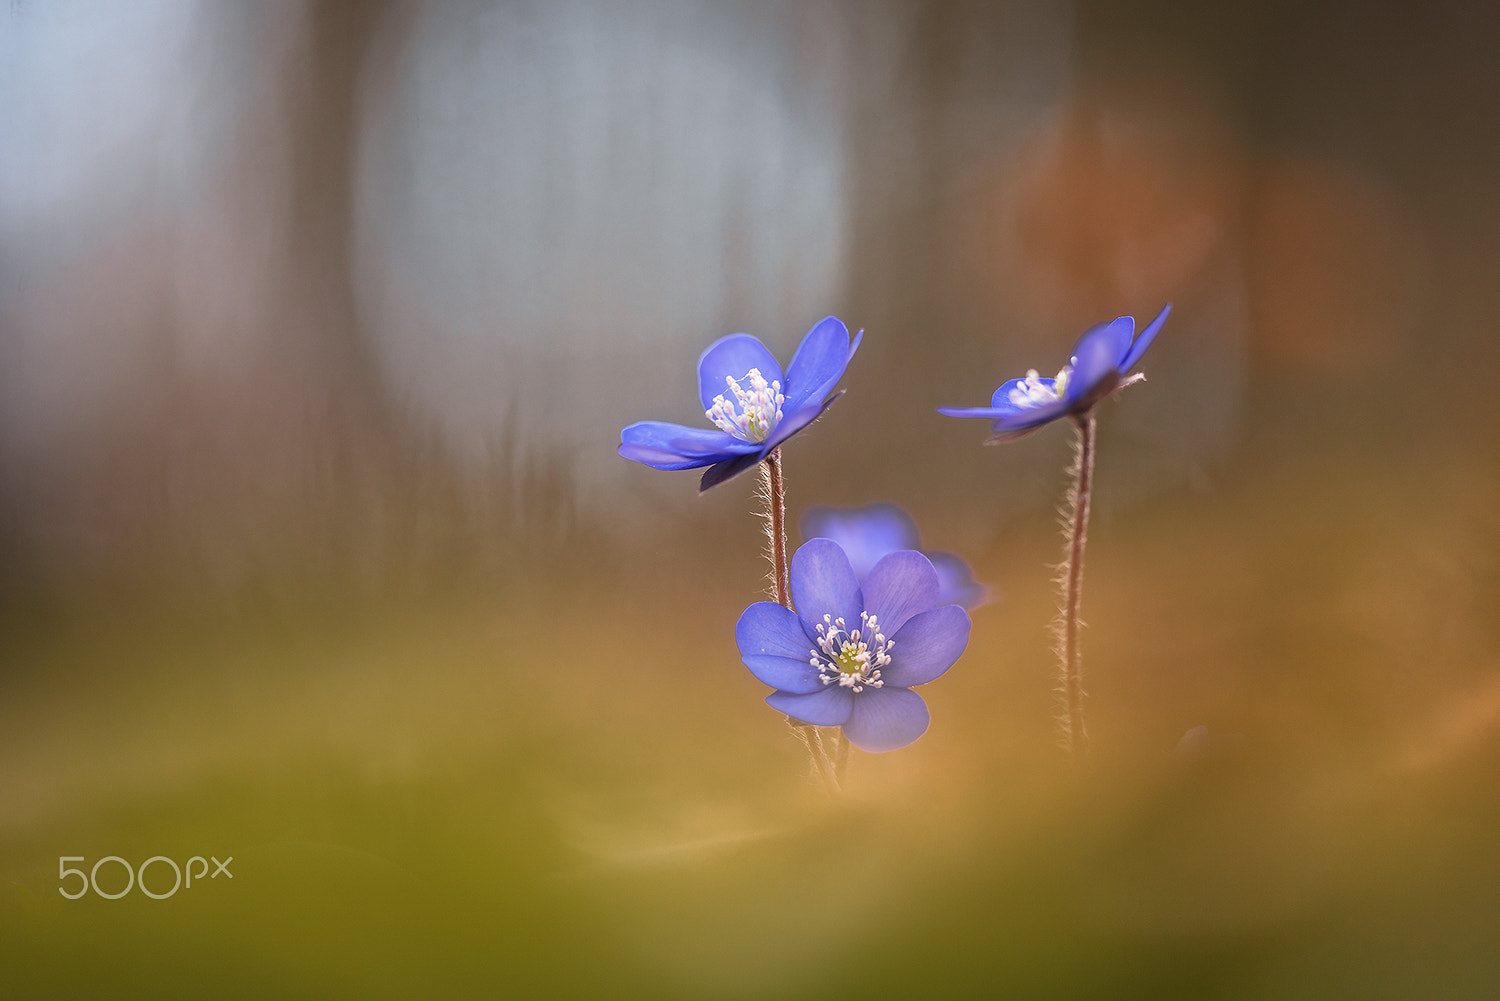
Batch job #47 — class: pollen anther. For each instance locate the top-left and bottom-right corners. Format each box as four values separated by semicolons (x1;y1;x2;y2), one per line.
810;608;892;693
706;367;785;443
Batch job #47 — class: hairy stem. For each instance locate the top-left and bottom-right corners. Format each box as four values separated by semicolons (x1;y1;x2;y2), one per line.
1058;412;1096;766
760;448;839;790
762;449;791;609
790;721;840;790
832;727;850;782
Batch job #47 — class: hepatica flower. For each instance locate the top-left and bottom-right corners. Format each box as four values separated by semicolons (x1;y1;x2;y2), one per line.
801;503;990;610
938;304;1170;440
938;304;1172;764
736;538;971;752
619;317;862;490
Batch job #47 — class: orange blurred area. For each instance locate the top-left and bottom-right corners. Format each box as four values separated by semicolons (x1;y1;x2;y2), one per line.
1246;154;1424;370
989;66;1243;328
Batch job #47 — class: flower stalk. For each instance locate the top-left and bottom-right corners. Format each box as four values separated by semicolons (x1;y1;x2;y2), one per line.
761;449;791;609
941;304;1169;766
759;449;842;789
1057;412;1095;766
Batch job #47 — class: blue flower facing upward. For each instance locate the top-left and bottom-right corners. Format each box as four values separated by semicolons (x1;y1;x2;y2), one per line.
801;503;991;610
938;305;1170;442
736;538;971;753
619;317;862;490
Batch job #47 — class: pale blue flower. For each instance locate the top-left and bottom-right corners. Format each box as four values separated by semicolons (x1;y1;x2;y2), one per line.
939;305;1170;441
736;538;971;752
801;503;990;609
619;317;861;490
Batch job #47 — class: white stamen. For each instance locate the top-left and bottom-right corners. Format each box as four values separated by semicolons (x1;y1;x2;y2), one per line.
1007;365;1071;409
705;367;785;442
809;608;893;693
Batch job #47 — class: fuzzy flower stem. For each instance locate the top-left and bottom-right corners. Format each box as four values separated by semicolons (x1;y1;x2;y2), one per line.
833;725;850;781
760;448;841;790
1059;412;1096;767
793;720;840;791
762;449;791;609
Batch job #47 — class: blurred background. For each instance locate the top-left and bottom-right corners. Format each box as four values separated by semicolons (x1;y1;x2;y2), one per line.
3;0;1498;997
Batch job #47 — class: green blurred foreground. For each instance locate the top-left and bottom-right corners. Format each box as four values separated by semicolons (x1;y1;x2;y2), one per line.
3;396;1499;1000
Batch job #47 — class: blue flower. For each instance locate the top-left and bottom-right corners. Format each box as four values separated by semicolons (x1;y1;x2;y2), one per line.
735;538;971;752
619;317;862;490
801;503;991;610
938;305;1170;441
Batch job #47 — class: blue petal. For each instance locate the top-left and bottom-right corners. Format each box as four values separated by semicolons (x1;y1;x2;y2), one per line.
1077;316;1135;368
788;539;864;643
768;685;854;726
936;404;1009;420
698;449;768;491
987;402;1070;435
734;603;808;662
698;334;784;413
860;550;941;636
1121;303;1170;372
619;421;753;470
842;687;930;752
735;600;823;691
881;604;970;687
926;550;991;609
989;377;1056;413
783;316;856;412
1066;317;1133;404
762;395;837;452
938;378;1069;427
743;655;823;694
800;503;920;581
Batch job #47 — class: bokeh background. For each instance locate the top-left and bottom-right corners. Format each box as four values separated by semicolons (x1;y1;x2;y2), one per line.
3;0;1499;997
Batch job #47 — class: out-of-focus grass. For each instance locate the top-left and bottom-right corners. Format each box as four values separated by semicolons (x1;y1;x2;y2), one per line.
3;391;1499;999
